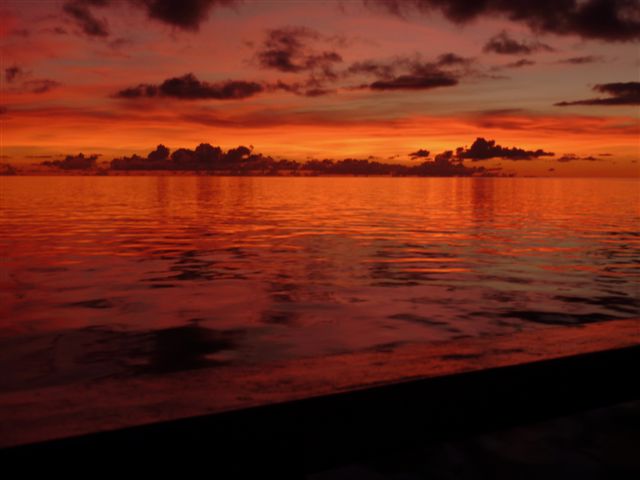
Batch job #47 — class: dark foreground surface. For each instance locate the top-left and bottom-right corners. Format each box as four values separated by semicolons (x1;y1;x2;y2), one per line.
313;399;640;480
3;344;639;478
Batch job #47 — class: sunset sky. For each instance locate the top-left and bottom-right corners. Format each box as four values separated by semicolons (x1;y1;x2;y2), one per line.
1;0;638;176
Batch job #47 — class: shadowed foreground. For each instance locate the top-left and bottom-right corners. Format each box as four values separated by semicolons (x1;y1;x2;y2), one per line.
1;319;638;478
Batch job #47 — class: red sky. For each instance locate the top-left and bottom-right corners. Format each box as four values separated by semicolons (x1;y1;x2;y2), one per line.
1;0;639;176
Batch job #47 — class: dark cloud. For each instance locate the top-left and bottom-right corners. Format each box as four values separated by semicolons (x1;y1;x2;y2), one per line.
253;26;472;95
557;154;601;162
409;149;430;159
63;0;238;37
455;137;554;161
350;58;461;91
348;53;474;92
4;66;24;83
113;143;276;171
349;54;471;78
63;0;110;37
558;55;604;64
134;0;237;31
364;0;640;42
3;67;60;94
42;153;99;170
436;52;473;66
369;72;458;90
304;87;335;97
110;142;499;176
116;73;263;100
255;26;343;79
505;59;536;68
347;60;397;79
555;81;640;106
483;31;554;55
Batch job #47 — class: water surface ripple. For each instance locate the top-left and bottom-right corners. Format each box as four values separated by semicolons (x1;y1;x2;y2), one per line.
1;177;638;390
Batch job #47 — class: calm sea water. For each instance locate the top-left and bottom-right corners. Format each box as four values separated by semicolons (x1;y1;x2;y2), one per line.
1;176;638;390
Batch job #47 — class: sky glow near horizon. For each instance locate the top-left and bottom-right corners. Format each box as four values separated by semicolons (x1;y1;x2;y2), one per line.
1;0;639;176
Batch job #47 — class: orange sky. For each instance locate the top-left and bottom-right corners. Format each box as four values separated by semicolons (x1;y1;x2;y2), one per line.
1;0;639;176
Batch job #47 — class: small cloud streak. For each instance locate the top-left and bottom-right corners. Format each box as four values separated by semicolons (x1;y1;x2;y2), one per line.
63;0;110;37
116;73;263;100
505;59;536;69
555;82;640;106
557;154;601;162
557;55;604;64
483;31;553;55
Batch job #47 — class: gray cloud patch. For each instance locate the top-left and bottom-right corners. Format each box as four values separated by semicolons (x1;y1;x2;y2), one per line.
116;73;263;100
364;0;640;42
555;81;640;106
483;31;554;55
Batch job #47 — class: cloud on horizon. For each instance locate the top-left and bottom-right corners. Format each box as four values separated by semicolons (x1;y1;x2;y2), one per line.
557;154;601;162
455;137;554;161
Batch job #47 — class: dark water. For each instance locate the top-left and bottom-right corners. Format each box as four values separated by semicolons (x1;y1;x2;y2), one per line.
0;176;638;390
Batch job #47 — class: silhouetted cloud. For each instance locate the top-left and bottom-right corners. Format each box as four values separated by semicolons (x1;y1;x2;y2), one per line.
358;60;458;91
62;0;238;37
116;73;263;100
135;0;237;31
436;52;473;66
109;141;502;176
268;80;335;97
4;66;24;83
409;149;430;159
555;81;640;106
347;60;397;79
42;153;99;169
455;137;554;160
483;31;553;55
3;66;60;94
364;0;640;42
348;53;473;92
112;143;271;170
505;59;536;68
557;154;601;162
369;72;457;90
63;0;110;37
558;55;604;64
255;26;343;83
